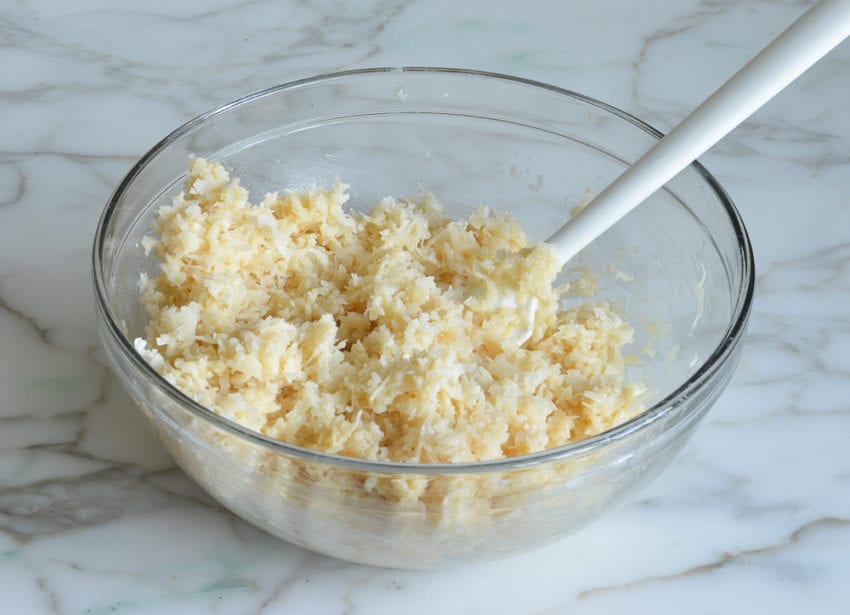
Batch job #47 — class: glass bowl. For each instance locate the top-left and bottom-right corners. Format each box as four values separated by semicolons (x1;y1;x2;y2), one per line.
92;68;753;568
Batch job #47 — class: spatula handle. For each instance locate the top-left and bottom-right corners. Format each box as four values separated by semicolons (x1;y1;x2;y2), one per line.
548;0;850;264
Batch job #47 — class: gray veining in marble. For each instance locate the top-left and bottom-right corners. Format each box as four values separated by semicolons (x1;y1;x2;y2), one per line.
1;0;848;613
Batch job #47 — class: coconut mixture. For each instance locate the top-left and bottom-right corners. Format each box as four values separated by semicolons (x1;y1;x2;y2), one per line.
135;158;643;463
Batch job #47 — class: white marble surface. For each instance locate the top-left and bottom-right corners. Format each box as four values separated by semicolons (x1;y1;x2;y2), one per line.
2;0;849;613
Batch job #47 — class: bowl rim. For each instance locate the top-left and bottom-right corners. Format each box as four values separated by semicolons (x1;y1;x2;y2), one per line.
92;66;755;475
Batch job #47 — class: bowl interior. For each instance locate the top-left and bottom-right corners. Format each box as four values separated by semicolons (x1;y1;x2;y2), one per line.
103;69;747;420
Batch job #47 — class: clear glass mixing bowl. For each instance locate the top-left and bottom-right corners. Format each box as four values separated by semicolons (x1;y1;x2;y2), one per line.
92;68;753;568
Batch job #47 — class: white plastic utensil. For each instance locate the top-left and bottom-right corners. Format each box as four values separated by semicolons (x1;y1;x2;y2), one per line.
548;0;850;264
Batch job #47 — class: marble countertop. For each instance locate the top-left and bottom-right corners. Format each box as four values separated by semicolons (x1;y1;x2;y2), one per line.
2;1;849;613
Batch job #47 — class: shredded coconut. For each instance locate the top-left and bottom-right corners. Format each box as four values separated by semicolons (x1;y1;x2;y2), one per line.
136;158;644;463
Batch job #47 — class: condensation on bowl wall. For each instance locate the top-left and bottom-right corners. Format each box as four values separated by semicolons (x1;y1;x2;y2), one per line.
92;67;754;568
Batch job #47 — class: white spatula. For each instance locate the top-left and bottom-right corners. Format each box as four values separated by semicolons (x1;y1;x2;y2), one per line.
547;0;850;264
